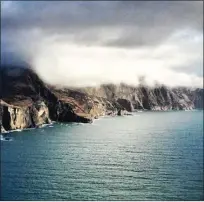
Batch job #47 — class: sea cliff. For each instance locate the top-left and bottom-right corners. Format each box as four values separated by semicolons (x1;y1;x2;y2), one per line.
0;67;203;133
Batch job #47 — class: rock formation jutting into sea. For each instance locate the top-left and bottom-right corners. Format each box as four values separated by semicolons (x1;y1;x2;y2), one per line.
0;66;203;132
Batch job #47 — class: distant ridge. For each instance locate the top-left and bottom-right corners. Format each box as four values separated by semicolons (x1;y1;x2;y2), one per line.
0;66;203;132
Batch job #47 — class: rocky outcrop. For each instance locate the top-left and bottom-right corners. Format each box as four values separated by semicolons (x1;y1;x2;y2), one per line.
2;105;33;131
0;105;6;133
51;100;92;123
81;84;203;111
117;109;131;116
117;98;134;112
0;66;203;132
0;67;93;128
192;89;203;109
31;101;51;126
0;100;51;131
49;86;126;119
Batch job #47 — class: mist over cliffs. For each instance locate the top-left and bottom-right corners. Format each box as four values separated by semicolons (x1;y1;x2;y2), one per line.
1;2;203;88
0;66;203;132
0;1;203;133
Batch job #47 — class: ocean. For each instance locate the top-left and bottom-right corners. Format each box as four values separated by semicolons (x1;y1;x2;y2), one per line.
1;111;203;200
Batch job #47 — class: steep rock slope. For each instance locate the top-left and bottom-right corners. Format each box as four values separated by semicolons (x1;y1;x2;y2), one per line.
0;67;96;123
80;84;203;111
0;67;125;132
0;66;203;132
0;100;51;131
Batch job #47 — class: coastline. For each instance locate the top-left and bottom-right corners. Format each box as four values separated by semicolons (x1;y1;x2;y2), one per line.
1;109;202;135
1;68;203;134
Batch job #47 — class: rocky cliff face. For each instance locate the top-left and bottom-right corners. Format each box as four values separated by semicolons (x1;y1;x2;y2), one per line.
79;84;203;111
0;67;203;132
193;88;204;109
0;100;51;132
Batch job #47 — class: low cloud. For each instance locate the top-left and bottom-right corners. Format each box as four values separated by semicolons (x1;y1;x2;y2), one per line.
1;1;203;87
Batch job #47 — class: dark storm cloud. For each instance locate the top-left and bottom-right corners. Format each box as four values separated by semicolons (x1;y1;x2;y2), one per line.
0;1;203;87
1;1;203;48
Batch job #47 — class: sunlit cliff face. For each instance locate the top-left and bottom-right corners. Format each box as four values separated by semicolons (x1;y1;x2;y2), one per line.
1;1;203;88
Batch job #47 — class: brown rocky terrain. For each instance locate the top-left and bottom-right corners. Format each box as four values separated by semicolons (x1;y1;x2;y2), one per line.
79;84;203;110
0;99;51;132
0;66;203;133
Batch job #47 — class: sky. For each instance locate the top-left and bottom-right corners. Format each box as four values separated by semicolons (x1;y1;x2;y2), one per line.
1;1;203;87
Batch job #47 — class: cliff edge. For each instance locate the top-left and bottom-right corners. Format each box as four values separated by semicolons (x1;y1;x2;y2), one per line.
0;67;203;132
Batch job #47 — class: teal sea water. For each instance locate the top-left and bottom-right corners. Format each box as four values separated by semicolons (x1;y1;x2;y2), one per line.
1;111;203;200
